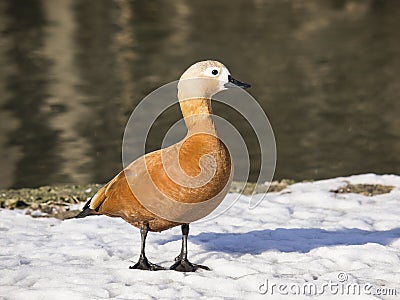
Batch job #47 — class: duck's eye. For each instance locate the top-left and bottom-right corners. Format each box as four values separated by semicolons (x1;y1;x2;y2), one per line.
212;69;218;75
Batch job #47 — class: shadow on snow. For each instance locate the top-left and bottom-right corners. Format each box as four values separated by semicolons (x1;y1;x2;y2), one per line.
157;227;400;254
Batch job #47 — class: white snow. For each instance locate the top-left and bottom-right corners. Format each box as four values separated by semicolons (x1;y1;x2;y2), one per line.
1;174;399;299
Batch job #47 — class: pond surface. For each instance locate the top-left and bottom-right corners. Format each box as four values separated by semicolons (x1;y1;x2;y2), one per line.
0;0;399;188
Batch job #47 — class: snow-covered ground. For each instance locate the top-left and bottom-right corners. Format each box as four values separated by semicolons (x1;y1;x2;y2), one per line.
1;174;399;299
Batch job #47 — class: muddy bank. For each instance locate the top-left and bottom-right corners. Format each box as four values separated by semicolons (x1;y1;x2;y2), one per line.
0;180;393;220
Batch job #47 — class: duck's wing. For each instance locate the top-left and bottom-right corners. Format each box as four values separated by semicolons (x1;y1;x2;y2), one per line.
74;152;162;220
74;170;127;218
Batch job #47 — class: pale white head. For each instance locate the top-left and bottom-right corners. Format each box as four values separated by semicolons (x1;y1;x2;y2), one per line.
178;60;250;100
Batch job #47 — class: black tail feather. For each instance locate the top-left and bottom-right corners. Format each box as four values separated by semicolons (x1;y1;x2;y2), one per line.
74;196;99;218
75;208;96;218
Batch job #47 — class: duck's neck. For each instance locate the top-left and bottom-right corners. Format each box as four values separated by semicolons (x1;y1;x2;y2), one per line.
179;97;217;135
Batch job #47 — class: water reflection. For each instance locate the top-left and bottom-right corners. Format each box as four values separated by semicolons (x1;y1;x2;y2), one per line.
1;0;68;187
0;0;399;188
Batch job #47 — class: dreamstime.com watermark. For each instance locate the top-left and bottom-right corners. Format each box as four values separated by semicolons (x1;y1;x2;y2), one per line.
258;272;397;296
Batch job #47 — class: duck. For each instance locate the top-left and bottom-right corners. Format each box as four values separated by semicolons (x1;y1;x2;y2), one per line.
76;60;251;272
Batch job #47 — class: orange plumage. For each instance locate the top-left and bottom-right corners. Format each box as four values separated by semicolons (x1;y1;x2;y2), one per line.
76;60;250;271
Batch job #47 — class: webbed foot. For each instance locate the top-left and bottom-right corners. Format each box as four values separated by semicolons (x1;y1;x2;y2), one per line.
170;258;210;272
129;257;165;271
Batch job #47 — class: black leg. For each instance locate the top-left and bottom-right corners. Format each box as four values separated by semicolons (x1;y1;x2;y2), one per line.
129;224;164;271
170;224;210;272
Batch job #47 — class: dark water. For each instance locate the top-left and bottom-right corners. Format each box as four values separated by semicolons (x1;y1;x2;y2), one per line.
0;0;399;188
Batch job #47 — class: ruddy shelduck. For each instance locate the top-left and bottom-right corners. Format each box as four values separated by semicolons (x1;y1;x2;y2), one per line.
76;60;250;272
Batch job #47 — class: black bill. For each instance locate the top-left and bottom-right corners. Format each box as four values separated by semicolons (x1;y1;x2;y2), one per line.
224;74;251;89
